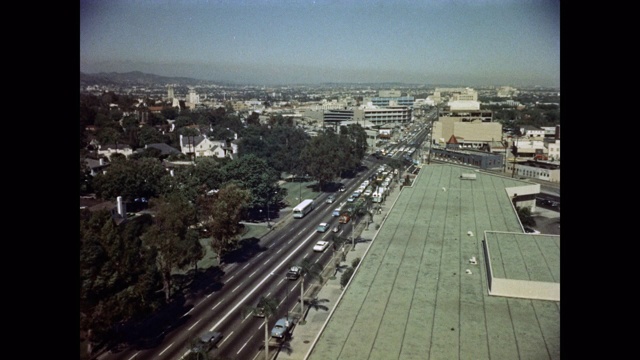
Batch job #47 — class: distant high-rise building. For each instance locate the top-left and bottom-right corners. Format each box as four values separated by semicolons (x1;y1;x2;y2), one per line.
167;85;174;100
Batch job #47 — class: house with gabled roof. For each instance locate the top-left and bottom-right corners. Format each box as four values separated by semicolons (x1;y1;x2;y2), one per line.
135;143;181;158
97;144;134;159
179;134;238;159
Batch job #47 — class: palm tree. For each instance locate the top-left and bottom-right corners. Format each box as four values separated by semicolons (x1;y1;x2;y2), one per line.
350;199;373;249
243;296;279;360
295;259;322;324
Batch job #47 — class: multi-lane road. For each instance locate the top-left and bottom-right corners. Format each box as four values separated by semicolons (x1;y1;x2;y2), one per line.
99;162;387;360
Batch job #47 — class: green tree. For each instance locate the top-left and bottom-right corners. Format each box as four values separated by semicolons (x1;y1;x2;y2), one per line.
92;157;169;202
223;154;282;210
294;259;322;323
201;183;251;265
143;193;198;302
516;206;536;227
300;131;342;191
138;125;166;146
192;157;226;193
339;124;368;168
97;127;124;153
245;112;261;126
340;267;355;288
242;296;279;360
162;107;179;120
80;210;161;357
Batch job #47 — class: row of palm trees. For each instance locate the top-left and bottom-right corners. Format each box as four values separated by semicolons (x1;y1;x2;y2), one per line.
241;259;323;360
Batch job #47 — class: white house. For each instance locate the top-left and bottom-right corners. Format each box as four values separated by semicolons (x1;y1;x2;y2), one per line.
179;134;238;159
97;144;134;159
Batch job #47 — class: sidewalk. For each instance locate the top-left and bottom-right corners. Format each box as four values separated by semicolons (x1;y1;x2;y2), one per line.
271;177;404;360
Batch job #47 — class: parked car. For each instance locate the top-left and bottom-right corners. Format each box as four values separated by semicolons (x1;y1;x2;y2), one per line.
286;266;301;280
191;331;223;353
316;222;329;232
339;185;346;192
313;240;330;252
524;227;541;234
271;317;293;339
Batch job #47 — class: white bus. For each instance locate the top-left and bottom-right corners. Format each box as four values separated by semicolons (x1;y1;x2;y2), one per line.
293;199;315;218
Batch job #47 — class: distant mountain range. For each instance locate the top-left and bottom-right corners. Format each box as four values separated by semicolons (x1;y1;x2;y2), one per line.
80;71;219;87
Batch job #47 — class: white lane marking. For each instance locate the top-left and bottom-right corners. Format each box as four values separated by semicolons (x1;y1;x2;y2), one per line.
249;269;258;278
208;231;315;332
187;319;201;330
211;301;223;311
219;331;232;346
232;284;242;292
227;275;235;281
242;263;251;270
158;343;173;356
126;352;139;360
263;258;271;265
237;341;249;355
183;307;194;317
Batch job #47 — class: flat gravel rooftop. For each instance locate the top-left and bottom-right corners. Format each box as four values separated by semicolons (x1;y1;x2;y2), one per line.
308;164;560;360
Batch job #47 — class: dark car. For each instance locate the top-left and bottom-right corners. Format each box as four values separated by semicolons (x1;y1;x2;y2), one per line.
286;266;301;280
191;331;223;354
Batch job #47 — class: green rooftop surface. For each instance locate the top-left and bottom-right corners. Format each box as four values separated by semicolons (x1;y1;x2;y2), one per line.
307;164;560;360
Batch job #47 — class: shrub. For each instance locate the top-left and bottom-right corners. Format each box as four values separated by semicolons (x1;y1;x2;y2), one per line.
340;267;355;288
351;257;361;268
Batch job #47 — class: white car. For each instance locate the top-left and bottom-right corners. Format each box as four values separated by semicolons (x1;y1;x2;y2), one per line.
313;240;330;252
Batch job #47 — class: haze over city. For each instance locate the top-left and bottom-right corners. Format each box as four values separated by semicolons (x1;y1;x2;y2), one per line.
80;0;560;87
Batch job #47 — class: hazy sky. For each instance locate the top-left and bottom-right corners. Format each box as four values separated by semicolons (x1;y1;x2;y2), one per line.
80;0;560;87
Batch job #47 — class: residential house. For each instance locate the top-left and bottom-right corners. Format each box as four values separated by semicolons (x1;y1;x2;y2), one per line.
97;144;134;159
179;134;238;159
135;143;181;158
84;158;110;176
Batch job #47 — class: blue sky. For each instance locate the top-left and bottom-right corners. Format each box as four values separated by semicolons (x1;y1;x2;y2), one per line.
80;0;560;87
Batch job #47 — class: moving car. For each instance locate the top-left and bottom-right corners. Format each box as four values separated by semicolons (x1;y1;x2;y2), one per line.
313;240;330;252
191;331;223;353
316;222;329;232
332;224;341;233
286;266;301;280
326;194;336;204
252;304;265;318
271;317;293;339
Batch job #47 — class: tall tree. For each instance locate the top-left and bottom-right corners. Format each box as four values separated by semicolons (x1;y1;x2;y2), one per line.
243;296;279;360
299;131;342;191
294;259;322;323
92;157;169;202
223;154;282;210
201;183;251;265
80;210;161;357
143;193;199;302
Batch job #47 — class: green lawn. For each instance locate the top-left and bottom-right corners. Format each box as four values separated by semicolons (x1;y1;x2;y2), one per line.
280;179;320;207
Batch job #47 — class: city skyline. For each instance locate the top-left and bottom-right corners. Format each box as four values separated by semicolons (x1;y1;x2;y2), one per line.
80;0;560;88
